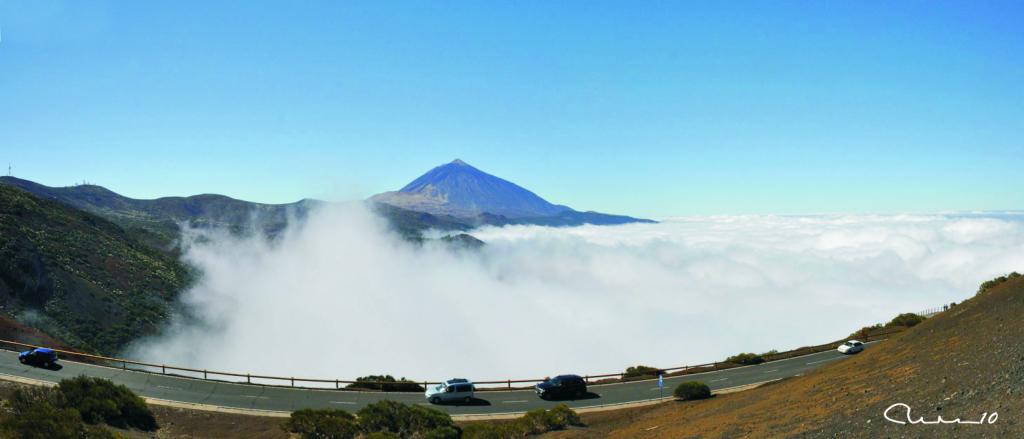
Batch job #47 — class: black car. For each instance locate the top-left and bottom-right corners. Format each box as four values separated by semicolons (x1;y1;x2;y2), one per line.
535;374;587;399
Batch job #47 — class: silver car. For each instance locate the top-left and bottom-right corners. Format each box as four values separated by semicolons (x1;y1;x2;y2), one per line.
837;340;864;354
425;378;475;404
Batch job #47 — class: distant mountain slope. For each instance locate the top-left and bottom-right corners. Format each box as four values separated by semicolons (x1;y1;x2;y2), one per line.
0;177;472;245
0;176;318;250
370;160;653;226
0;184;191;355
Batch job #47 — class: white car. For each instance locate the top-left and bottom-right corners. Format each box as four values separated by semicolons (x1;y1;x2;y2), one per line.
837;340;864;354
425;378;475;404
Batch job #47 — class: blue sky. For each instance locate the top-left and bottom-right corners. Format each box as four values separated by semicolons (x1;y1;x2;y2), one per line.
1;1;1021;217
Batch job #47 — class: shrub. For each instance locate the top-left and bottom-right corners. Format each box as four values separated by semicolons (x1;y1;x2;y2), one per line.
673;381;712;401
623;365;661;380
977;272;1022;295
347;375;425;392
850;323;884;339
462;404;582;439
546;404;582;429
462;422;526;439
887;313;925;328
0;393;85;439
725;353;765;365
1;384;136;438
284;409;359;439
57;376;158;431
356;400;458;438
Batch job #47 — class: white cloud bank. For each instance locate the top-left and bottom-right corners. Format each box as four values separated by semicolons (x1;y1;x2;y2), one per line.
128;206;1024;382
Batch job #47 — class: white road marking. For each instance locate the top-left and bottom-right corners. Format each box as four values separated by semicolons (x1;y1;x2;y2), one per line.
240;395;269;399
503;400;528;403
330;401;356;405
807;357;841;365
156;385;177;390
710;378;728;382
645;426;660;431
763;369;778;373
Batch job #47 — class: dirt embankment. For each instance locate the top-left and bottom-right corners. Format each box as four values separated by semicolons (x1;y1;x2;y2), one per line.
554;275;1024;439
0;314;74;350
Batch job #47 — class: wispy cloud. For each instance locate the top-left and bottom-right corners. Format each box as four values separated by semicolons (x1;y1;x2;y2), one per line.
128;207;1024;382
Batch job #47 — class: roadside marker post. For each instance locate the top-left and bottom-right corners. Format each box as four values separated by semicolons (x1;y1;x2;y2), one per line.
658;373;664;399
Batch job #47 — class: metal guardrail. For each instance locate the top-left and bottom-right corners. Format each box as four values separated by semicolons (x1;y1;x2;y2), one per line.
917;303;954;318
0;324;909;393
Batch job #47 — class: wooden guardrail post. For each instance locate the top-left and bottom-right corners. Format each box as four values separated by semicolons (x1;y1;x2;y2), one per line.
291;377;295;387
122;360;126;370
507;379;511;390
335;379;339;390
161;365;166;374
247;374;251;384
203;370;207;380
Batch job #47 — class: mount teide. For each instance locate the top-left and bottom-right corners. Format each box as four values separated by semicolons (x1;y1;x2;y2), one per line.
370;160;653;226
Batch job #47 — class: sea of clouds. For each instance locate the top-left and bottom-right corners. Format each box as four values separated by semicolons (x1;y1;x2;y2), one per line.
128;205;1024;383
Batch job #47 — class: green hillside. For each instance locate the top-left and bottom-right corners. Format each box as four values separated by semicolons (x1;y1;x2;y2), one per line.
0;177;477;245
0;176;318;251
0;184;190;354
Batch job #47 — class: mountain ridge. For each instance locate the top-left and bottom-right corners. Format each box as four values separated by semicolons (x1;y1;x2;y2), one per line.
371;159;653;226
0;176;473;245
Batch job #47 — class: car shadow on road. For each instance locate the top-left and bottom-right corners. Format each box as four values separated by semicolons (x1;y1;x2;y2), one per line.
542;391;601;401
433;397;492;407
23;363;63;372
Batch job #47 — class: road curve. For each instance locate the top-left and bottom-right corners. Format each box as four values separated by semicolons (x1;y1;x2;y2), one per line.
0;344;874;417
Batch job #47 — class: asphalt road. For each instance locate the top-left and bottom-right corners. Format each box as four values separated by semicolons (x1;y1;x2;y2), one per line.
0;345;873;416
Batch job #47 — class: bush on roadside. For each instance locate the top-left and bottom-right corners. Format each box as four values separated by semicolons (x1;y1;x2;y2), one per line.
285;402;457;439
977;272;1022;295
673;381;711;401
622;365;662;380
0;396;85;439
886;313;925;328
462;404;583;439
461;422;525;439
850;323;884;339
0;384;125;439
347;375;425;392
57;376;157;431
520;404;581;434
725;352;765;365
283;409;359;439
356;400;459;439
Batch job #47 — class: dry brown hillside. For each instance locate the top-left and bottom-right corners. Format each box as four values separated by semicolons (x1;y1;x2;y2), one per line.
0;314;74;350
555;274;1024;439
